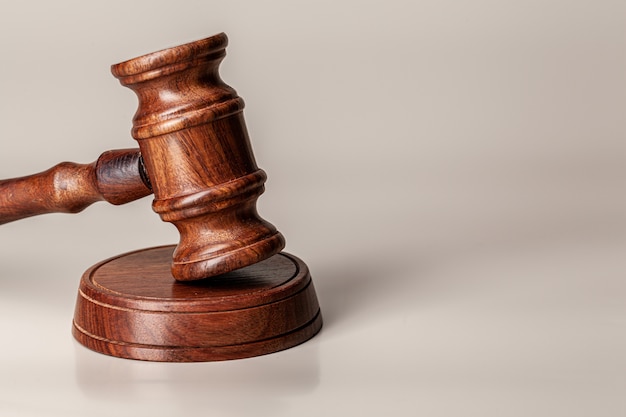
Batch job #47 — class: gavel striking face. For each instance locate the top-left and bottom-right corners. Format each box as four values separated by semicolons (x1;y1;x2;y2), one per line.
0;33;285;281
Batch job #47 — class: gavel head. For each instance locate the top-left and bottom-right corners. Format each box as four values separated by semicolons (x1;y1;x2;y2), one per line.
111;33;285;281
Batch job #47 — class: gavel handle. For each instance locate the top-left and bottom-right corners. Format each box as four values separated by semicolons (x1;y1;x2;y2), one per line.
0;149;152;225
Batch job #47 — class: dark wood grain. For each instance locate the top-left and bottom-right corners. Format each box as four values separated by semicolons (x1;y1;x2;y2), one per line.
111;33;285;281
73;246;322;362
0;149;151;225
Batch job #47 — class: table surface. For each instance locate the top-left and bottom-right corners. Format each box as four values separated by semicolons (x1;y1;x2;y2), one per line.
1;1;625;416
1;205;624;417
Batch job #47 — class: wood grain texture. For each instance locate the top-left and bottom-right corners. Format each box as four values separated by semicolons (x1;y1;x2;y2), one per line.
111;33;285;281
72;245;322;362
0;149;151;225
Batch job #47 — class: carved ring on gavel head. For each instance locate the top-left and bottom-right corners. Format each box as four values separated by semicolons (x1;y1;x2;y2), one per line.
111;33;285;281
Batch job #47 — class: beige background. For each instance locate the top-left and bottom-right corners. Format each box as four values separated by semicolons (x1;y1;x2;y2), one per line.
0;1;624;416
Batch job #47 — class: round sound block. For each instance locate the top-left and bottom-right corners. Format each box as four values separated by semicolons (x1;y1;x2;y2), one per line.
72;245;322;362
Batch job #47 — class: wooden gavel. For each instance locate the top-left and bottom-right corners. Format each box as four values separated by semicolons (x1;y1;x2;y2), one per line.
0;32;285;281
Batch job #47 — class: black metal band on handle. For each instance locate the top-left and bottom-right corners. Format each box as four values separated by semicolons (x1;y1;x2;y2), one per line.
137;153;152;192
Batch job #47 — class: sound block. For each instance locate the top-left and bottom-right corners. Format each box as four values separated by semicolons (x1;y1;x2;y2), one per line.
72;245;322;362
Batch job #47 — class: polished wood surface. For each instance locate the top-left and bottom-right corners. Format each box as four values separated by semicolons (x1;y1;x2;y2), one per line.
0;149;151;225
112;33;285;281
73;245;322;362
